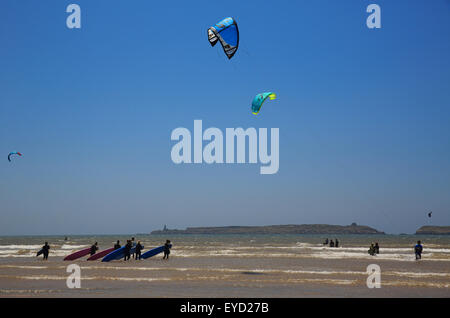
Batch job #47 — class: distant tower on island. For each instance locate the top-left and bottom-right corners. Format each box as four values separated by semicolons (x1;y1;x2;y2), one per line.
163;224;167;231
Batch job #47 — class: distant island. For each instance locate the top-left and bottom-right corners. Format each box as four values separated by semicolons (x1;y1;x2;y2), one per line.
151;223;385;235
415;226;450;235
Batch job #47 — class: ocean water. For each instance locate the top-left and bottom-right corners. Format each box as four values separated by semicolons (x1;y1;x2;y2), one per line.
0;234;449;296
0;234;449;261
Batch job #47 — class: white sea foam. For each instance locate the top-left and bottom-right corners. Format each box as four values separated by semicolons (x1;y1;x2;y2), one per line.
284;278;357;285
100;277;171;282
0;251;70;258
0;289;62;294
0;240;449;262
0;274;171;282
382;280;450;289
0;265;48;269
76;266;367;276
0;245;42;250
387;271;450;278
60;244;88;250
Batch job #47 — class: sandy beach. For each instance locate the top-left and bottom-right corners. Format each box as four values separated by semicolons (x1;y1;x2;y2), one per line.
0;235;449;297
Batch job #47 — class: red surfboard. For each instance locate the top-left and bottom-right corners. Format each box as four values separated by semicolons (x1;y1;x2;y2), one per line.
63;247;92;261
87;247;115;261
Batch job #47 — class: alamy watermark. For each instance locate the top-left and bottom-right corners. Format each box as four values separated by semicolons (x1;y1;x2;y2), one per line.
66;4;81;29
170;120;279;175
66;264;81;289
65;3;380;30
366;4;381;29
366;264;381;288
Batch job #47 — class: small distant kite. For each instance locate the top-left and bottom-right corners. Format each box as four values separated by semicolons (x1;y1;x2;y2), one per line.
8;152;22;162
207;17;239;59
251;92;277;115
428;211;432;218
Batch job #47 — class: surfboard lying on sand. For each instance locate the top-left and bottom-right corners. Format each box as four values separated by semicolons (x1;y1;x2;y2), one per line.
64;247;92;261
87;247;115;261
141;244;172;260
102;245;136;262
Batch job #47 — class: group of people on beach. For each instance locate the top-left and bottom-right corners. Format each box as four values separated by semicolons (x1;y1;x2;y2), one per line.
319;238;425;259
38;238;425;261
110;237;150;261
323;238;339;247
102;237;171;261
38;238;172;261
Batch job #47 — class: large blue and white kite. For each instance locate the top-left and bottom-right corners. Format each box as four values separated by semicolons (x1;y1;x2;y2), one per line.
208;17;239;59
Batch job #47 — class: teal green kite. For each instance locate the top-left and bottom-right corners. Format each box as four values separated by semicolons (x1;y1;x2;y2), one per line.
251;92;276;115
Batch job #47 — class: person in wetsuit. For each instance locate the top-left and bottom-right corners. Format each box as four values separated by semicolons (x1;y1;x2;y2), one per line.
374;242;380;254
130;237;135;258
415;240;423;260
135;241;143;260
323;238;329;245
368;243;376;256
124;240;132;261
329;240;335;247
114;240;121;250
335;239;339;248
90;242;98;256
163;240;171;260
42;242;50;260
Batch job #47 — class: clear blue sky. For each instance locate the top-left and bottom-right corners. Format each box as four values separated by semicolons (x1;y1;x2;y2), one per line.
1;0;449;235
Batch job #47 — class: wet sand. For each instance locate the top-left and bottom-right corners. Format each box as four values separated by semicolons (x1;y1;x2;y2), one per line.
1;255;449;297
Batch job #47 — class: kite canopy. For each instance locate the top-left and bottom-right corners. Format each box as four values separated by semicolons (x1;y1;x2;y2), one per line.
208;17;239;59
8;152;22;162
251;92;277;115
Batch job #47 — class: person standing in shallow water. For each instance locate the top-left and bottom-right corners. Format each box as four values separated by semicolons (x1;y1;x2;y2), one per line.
374;242;380;254
135;241;143;260
114;240;121;250
368;243;376;256
124;240;132;261
329;240;334;247
163;240;171;260
131;237;136;259
415;240;423;260
90;242;98;256
42;242;50;260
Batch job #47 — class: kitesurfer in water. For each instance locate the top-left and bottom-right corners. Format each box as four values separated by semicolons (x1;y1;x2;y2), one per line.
114;240;121;250
415;240;423;260
135;241;143;260
323;238;329;245
42;242;50;260
163;240;171;260
90;242;98;256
